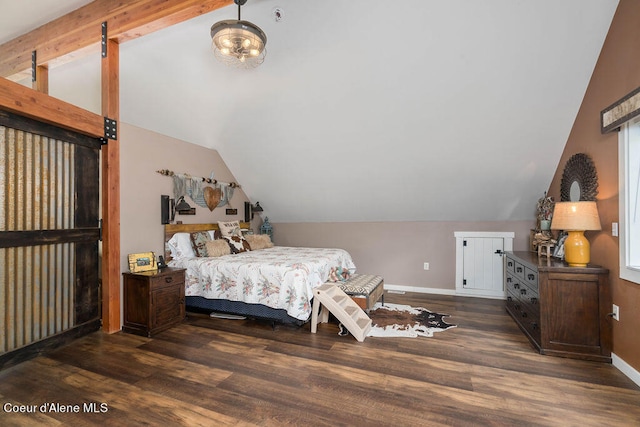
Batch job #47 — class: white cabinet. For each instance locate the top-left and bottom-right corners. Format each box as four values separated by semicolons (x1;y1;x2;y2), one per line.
454;231;514;299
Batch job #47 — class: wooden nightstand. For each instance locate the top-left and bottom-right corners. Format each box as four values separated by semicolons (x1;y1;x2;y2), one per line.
122;267;186;337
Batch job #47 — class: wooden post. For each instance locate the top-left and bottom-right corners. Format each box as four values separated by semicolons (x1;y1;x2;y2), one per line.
101;35;121;333
32;65;48;94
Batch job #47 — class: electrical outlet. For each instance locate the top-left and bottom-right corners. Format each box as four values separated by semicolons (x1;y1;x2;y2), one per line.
423;262;430;270
612;304;620;321
612;222;619;237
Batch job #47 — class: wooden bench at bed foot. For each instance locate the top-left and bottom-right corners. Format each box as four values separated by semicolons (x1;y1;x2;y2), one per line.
331;274;384;312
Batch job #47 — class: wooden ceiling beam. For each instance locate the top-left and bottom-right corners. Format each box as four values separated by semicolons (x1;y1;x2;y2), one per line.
0;0;233;79
0;77;103;137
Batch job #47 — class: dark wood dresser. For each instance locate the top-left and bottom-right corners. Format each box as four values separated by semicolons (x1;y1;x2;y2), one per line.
122;267;186;337
505;251;611;362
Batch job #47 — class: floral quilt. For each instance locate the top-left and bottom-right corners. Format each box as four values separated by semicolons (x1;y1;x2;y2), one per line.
169;246;356;321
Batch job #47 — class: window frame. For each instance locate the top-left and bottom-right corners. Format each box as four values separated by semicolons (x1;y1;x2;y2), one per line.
619;115;640;284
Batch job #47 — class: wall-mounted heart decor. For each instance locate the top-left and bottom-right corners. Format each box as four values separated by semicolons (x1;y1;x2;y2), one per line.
204;186;222;211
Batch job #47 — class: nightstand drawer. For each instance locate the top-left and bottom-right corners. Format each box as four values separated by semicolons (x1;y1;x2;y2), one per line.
149;270;184;289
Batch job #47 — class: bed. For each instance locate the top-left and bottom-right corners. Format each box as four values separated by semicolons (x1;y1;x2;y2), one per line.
164;222;356;325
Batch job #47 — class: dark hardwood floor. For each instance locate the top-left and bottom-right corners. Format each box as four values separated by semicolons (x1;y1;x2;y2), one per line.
1;292;639;426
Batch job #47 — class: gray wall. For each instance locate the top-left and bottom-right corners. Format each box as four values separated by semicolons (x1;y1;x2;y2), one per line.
273;220;532;292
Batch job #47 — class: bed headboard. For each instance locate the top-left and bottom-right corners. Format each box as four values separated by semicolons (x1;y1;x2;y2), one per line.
164;222;250;261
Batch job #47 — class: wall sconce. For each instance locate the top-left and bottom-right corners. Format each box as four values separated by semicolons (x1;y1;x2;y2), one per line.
244;201;264;222
161;195;175;224
551;201;601;267
175;196;196;215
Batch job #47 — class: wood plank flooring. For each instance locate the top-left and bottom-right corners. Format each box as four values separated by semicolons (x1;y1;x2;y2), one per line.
1;293;639;426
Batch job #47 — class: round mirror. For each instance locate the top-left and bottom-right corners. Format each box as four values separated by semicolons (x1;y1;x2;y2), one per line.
560;153;598;201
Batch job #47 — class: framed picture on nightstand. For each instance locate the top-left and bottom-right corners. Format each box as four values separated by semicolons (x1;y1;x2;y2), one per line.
127;252;157;273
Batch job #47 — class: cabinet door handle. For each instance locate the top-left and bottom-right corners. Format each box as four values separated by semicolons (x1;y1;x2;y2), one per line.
521;312;528;318
514;283;520;289
531;322;538;330
165;277;173;283
530;297;537;304
528;273;535;281
516;267;523;273
507;296;512;301
520;289;527;295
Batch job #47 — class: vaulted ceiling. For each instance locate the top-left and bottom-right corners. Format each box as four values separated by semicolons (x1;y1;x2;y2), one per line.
0;0;620;223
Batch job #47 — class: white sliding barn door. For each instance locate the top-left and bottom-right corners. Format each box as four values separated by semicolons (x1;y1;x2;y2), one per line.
454;232;514;299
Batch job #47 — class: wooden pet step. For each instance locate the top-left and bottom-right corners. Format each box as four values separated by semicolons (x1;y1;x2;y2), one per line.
310;283;372;342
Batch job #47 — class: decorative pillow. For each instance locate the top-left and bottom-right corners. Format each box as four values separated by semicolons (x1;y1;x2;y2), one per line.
218;220;242;237
223;235;252;254
167;233;196;259
190;231;212;257
205;239;231;257
327;266;351;282
245;234;274;250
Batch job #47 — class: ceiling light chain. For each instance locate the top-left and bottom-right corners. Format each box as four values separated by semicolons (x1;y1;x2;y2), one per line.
210;0;267;69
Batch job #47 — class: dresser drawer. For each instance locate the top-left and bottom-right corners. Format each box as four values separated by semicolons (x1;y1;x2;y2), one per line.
505;273;519;293
514;262;526;280
521;312;541;344
506;257;516;273
523;292;540;314
506;275;523;303
506;293;518;314
508;297;540;342
524;267;538;290
520;286;540;317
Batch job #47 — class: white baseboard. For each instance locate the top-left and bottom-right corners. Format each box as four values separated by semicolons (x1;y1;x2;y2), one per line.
384;283;456;296
384;283;505;299
612;353;640;388
455;289;506;300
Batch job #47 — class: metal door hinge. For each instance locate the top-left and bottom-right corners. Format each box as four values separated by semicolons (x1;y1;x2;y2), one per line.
104;117;117;140
101;22;108;57
31;50;37;82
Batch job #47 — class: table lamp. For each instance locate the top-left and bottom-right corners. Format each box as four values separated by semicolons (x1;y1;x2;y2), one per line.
551;201;601;267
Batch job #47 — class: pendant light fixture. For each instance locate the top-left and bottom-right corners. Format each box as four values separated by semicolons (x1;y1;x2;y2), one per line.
210;0;267;69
